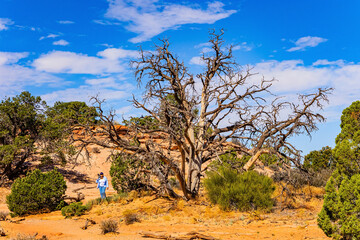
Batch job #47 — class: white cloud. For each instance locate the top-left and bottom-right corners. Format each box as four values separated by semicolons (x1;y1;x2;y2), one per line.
312;59;347;67
233;42;253;51
193;41;253;59
41;85;130;104
93;19;121;26
115;105;135;119
33;51;124;74
252;59;360;121
58;20;74;24
194;42;212;49
287;36;327;52
0;52;29;65
53;39;70;46
97;48;139;59
39;34;59;40
254;60;331;93
0;18;14;31
33;47;139;74
190;56;206;66
41;76;134;104
85;76;133;89
0;52;60;96
104;0;236;43
0;51;134;106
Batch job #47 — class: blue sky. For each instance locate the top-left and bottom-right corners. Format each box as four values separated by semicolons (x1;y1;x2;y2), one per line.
0;0;359;154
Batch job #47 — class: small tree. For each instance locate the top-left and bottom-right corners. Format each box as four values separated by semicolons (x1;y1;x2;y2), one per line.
42;101;99;165
6;169;67;216
76;30;331;199
46;101;98;126
303;146;334;171
0;92;46;182
0;92;96;184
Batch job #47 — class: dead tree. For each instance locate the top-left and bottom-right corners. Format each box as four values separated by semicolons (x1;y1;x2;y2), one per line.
74;30;331;200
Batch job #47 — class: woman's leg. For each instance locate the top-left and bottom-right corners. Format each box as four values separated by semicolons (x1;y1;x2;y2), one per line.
99;187;106;199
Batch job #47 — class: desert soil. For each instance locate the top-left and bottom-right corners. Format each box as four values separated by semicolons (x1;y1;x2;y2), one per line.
0;146;330;240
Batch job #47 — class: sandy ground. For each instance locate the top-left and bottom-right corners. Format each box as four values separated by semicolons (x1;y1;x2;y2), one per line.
0;201;329;240
0;145;330;239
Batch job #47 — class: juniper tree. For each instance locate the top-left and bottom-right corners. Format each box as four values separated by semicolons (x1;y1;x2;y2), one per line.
0;92;95;184
318;101;360;239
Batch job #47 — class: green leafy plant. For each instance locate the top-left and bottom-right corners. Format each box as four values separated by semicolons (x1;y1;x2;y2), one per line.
204;167;275;211
6;169;66;216
61;202;88;218
110;153;151;193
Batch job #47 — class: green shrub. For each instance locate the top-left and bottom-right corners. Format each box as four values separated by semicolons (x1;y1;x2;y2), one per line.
61;202;88;218
318;172;360;239
204;167;275;211
110;153;151;193
6;169;66;216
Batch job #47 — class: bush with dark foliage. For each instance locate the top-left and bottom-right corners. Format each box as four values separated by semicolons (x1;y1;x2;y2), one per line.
6;169;66;216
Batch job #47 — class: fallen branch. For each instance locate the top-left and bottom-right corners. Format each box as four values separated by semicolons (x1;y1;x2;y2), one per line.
81;218;96;230
0;226;6;236
140;231;219;240
6;218;25;224
64;192;85;202
72;185;96;193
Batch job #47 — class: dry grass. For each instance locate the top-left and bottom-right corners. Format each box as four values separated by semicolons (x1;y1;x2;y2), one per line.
123;209;141;225
100;219;118;234
273;183;325;210
0;211;9;221
92;147;101;154
162;215;171;221
10;234;48;240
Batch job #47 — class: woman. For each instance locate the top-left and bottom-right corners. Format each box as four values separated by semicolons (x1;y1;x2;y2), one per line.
96;172;109;199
